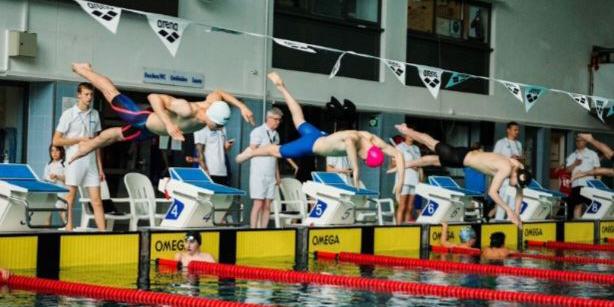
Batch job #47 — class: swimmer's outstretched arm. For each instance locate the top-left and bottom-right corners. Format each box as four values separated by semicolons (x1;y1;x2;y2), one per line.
147;94;186;141
206;90;255;125
579;133;613;160
489;169;522;229
372;135;405;201
572;167;614;181
344;135;361;188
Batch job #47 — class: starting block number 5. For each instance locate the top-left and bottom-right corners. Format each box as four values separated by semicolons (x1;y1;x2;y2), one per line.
309;200;328;218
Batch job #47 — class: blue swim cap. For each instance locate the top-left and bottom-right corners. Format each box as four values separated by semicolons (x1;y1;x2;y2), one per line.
459;226;476;243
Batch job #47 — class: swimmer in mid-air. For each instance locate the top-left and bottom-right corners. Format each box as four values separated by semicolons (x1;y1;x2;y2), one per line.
236;72;405;200
392;124;531;228
69;63;255;163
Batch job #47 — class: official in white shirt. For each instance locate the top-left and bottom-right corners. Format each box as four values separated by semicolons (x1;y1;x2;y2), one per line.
52;83;106;231
493;121;523;221
565;135;600;218
326;156;352;183
194;127;233;185
391;134;423;223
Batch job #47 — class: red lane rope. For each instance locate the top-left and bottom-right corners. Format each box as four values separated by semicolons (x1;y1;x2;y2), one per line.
429;245;614;265
527;240;614;252
334;252;614;285
4;274;268;307
187;260;614;306
605;238;614;245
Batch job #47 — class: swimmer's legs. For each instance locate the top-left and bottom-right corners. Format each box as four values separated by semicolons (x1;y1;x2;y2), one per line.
236;144;282;164
69;127;125;164
72;63;121;104
268;72;306;129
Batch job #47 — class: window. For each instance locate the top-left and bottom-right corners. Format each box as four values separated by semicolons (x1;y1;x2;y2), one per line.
406;0;492;94
273;0;382;81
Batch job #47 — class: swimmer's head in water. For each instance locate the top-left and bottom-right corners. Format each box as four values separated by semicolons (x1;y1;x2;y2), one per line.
205;101;231;129
365;145;385;168
515;168;533;189
185;231;202;253
459;226;477;243
489;232;505;248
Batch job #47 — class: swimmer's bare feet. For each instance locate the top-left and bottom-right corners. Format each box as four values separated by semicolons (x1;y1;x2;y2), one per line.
267;72;284;87
68;140;93;164
72;63;92;73
235;147;254;164
394;123;411;135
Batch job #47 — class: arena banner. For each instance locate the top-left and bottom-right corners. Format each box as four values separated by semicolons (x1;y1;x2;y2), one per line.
445;72;472;89
599;221;614;241
309;228;362;254
236;230;295;259
499;80;524;103
521;222;556;243
147;14;191;57
564;221;595;243
523;85;547;112
384;60;407;84
60;233;139;268
416;65;444;99
0;235;37;269
150;231;219;262
568;93;591;111
374;226;421;254
76;0;122;34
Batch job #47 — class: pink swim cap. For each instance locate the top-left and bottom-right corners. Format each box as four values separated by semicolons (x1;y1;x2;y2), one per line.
365;145;385;168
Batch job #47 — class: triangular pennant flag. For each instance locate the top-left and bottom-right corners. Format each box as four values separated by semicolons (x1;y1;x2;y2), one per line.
384;60;406;84
522;85;547;112
273;38;316;54
416;66;444;99
76;0;122;34
445;72;471;88
147;14;191;57
329;52;347;79
567;93;590;111
498;80;524;103
592;96;609;122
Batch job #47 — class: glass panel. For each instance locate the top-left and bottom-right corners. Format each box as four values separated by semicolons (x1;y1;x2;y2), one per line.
347;0;379;23
435;0;463;38
465;4;489;42
408;0;434;33
312;0;344;19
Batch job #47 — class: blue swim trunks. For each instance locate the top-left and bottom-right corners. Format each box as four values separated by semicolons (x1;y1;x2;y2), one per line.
279;122;327;159
111;94;154;141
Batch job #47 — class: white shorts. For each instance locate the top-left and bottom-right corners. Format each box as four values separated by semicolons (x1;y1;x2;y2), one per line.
64;159;100;187
400;184;416;195
250;175;276;200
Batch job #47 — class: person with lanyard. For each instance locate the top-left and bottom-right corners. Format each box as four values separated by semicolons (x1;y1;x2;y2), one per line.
193;126;233;185
248;107;298;228
565;134;600;219
53;82;106;231
493;121;524;221
390;133;423;223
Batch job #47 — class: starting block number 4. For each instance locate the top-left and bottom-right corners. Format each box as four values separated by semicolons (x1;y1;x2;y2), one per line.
309;200;328;218
165;199;184;220
422;200;439;217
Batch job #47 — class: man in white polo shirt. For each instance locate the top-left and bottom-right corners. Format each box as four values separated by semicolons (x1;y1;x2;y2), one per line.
194;126;233;185
249;108;283;228
52;82;106;231
566;134;600;218
493;121;523;221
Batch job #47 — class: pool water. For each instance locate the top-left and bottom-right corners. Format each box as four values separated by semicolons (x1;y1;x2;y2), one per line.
2;250;613;306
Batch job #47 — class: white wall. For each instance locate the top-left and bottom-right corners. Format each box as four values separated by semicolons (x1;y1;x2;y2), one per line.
0;0;613;131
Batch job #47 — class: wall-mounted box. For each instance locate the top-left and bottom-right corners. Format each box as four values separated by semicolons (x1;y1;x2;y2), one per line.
8;31;37;57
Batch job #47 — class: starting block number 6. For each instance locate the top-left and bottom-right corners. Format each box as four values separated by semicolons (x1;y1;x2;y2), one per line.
422;200;439;217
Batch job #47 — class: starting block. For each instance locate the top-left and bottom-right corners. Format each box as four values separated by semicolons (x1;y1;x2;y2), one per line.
158;167;244;228
517;180;565;221
0;163;68;231
416;176;482;224
303;172;378;226
580;180;614;220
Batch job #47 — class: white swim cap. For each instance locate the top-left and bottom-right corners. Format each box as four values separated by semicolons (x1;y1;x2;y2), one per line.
206;101;231;126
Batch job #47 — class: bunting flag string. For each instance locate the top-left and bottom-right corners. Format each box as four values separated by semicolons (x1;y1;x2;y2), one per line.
74;0;614;125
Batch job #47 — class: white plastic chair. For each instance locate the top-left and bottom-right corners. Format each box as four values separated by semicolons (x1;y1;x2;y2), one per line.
270;178;309;228
357;181;396;226
78;181;131;231
124;172;172;231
